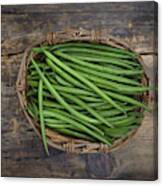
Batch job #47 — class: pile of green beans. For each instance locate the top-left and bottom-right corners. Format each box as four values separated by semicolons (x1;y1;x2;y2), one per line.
27;41;150;154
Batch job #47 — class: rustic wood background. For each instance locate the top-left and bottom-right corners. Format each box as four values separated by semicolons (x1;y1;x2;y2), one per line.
1;1;158;180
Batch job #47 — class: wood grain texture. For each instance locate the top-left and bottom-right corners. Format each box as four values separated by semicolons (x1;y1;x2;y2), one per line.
1;2;158;180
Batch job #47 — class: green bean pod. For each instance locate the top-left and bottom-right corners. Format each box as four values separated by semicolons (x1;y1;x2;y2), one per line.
102;125;138;138
67;63;141;86
38;80;49;155
49;61;86;89
43;110;111;145
77;71;150;93
69;54;140;68
46;108;105;136
61;92;113;127
50;42;137;57
31;58;99;124
105;90;150;111
53;128;96;142
44;52;125;114
54;50;143;76
57;47;135;59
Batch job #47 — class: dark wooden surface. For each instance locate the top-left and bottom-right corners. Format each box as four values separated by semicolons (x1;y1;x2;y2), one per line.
1;1;158;180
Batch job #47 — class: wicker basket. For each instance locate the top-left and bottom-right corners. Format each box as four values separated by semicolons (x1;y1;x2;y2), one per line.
16;28;149;153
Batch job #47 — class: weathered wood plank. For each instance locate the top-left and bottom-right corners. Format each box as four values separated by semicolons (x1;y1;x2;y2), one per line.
1;2;158;180
1;2;157;55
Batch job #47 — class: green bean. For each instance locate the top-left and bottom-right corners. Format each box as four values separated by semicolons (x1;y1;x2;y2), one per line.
43;110;111;145
31;58;98;124
43;100;83;110
46;108;105;136
53;128;95;141
46;123;70;129
48;61;86;89
46;74;57;84
57;47;135;59
65;52;140;67
61;92;113;128
74;72;115;91
55;51;143;76
54;85;95;96
68;54;133;69
44;51;124;113
103;62;141;71
75;120;104;136
38;80;49;155
79;96;104;103
96;102;124;110
32;46;50;53
30;90;100;111
102;125;137;138
67;63;140;86
101;64;128;70
50;42;137;58
87;102;108;108
111;115;138;126
70;54;137;69
43;100;64;109
28;43;150;147
99;105;137;117
74;116;108;132
28;80;95;96
55;74;72;86
106;115;128;122
45;117;104;134
77;71;150;93
105;90;150;111
96;83;138;96
65;52;133;70
44;118;65;124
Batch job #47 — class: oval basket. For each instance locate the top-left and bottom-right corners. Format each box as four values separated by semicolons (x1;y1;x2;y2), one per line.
16;28;149;153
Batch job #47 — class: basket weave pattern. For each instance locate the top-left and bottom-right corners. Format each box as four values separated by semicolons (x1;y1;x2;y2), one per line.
16;28;148;153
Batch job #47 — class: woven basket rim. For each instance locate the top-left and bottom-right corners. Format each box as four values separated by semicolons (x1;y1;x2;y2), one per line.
16;28;149;154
